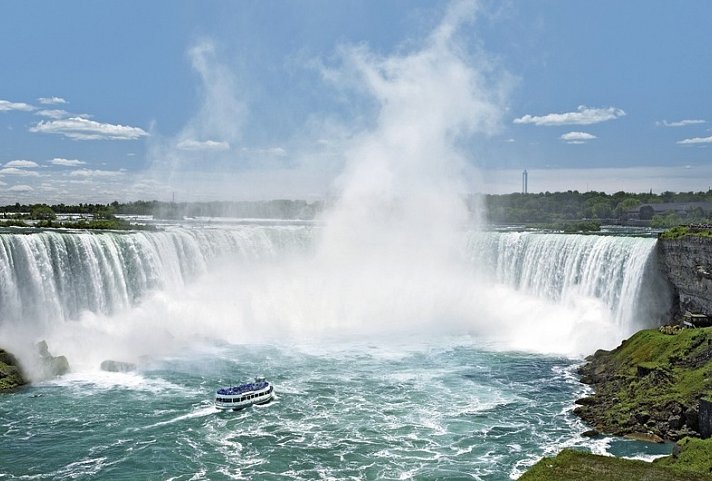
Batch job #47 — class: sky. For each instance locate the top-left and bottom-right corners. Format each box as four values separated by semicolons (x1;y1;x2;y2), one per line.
1;0;711;203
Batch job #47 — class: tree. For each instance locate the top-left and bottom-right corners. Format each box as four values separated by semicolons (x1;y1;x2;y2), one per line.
94;206;116;220
615;198;640;219
591;201;613;219
30;204;56;221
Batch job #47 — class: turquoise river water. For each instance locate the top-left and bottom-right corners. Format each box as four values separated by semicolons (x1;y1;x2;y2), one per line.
0;224;674;479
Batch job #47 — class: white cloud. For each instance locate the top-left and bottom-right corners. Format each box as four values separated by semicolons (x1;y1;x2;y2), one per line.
49;158;86;167
242;146;287;156
8;184;33;192
560;131;597;143
677;135;712;145
0;99;35;112
0;167;40;176
36;109;71;119
29;117;148;140
176;139;230;151
513;105;625;126
69;168;124;178
4;160;39;168
37;97;67;105
657;119;705;127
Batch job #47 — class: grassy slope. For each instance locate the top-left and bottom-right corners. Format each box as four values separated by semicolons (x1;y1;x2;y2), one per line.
576;327;712;437
606;328;712;408
654;438;712;475
519;449;712;481
659;226;712;239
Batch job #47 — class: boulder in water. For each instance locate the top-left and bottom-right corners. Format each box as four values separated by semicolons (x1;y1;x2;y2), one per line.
36;340;69;377
100;360;137;373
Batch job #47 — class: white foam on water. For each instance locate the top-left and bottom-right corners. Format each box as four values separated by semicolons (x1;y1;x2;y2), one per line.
138;405;217;431
40;370;197;396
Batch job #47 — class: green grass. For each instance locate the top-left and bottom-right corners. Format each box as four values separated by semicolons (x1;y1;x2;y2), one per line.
659;226;712;239
654;438;712;475
601;328;712;405
519;449;712;481
575;327;712;439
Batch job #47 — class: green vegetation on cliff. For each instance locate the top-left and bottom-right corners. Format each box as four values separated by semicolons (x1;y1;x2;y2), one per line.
654;438;712;475
660;225;712;240
519;446;712;481
0;348;25;391
575;327;712;440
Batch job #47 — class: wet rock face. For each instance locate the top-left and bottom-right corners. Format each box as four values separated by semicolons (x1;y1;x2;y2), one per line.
700;398;712;439
0;348;26;391
658;237;712;318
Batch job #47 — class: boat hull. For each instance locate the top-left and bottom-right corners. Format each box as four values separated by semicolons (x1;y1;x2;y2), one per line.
215;381;274;411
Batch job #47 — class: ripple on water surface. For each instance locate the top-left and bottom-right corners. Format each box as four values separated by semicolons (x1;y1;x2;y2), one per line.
0;341;667;480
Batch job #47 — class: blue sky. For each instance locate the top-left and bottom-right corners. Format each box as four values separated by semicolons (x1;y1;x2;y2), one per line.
1;0;711;203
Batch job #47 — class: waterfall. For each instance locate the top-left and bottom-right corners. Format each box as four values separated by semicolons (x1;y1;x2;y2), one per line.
0;226;672;363
467;231;672;331
0;226;311;328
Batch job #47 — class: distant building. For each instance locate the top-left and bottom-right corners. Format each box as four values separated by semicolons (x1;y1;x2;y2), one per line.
627;202;712;221
522;169;528;194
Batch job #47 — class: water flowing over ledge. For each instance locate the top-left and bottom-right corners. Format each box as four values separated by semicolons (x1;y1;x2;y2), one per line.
468;232;672;331
0;226;311;327
0;226;673;361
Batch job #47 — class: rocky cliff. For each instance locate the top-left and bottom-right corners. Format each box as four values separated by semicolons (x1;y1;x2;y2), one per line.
574;327;712;442
658;236;712;320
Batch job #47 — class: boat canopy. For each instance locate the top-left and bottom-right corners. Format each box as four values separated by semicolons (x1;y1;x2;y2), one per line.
216;380;269;396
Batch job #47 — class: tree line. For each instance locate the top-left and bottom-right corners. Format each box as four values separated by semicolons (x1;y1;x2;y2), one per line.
3;190;712;228
479;190;712;227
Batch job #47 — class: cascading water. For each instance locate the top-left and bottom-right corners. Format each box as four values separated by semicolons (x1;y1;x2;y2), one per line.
468;231;672;333
0;225;672;368
0;225;311;327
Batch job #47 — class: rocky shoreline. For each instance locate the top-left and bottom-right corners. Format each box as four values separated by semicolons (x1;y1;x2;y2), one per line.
0;348;26;391
573;327;712;442
520;232;712;479
0;341;70;393
519;326;712;480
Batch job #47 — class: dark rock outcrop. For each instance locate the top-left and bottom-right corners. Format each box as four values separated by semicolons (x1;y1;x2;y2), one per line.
658;237;712;319
0;348;26;391
700;398;712;439
574;328;712;442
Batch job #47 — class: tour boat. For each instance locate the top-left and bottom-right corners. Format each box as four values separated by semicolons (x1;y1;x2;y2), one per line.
214;376;274;411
